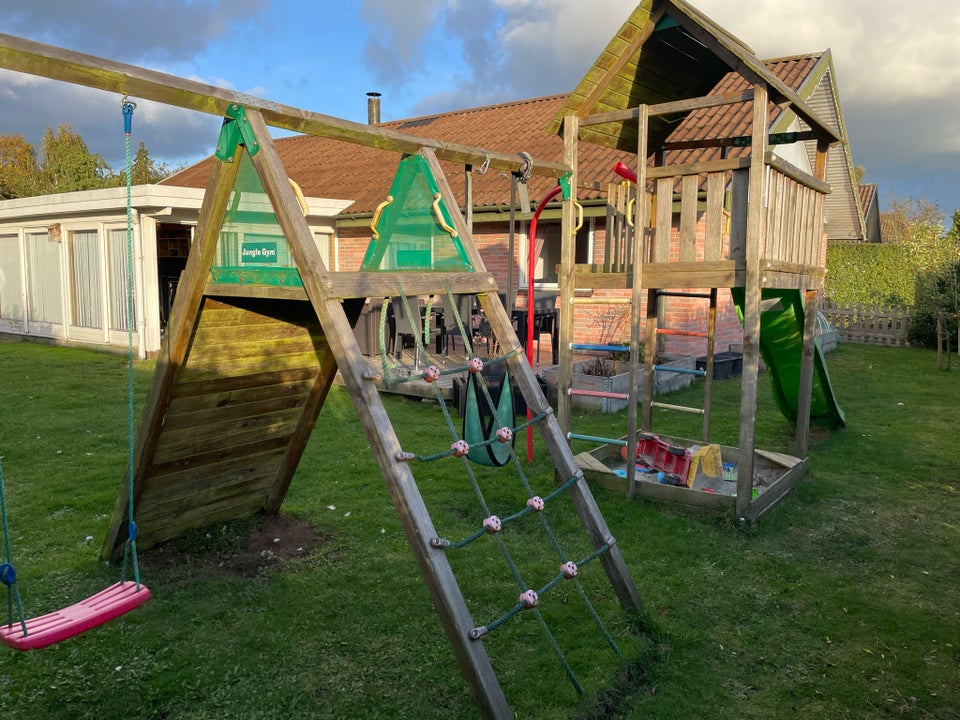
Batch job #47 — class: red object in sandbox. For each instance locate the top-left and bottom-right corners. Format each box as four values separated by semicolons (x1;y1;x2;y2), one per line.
620;433;692;480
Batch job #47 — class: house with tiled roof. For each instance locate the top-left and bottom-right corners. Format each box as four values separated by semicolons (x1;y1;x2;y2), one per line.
859;183;882;242
157;49;864;358
1;12;866;359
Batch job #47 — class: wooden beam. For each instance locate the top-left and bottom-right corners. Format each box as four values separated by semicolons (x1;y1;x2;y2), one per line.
765;152;831;195
626;103;648;498
661;129;818;152
794;289;818;457
557;115;578;438
0;32;567;179
572;261;742;290
736;83;768;522
648;156;749;179
318;271;498;300
580;89;754;128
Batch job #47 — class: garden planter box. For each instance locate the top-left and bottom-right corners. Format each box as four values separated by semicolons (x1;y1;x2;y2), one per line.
695;351;743;380
540;355;697;413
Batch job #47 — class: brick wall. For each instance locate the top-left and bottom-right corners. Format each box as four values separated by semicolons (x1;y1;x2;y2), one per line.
334;213;744;359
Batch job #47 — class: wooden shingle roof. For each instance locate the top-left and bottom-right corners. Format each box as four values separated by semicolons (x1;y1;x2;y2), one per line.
546;0;839;153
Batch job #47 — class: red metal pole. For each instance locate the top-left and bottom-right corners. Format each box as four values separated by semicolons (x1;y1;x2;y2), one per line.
526;185;563;461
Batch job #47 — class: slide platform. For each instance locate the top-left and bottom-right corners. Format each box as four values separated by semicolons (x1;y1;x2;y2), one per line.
732;288;844;429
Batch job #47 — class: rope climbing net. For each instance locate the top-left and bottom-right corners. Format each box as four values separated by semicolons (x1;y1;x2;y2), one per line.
376;285;622;694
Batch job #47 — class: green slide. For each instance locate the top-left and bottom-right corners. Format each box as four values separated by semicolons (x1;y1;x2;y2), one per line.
731;288;845;429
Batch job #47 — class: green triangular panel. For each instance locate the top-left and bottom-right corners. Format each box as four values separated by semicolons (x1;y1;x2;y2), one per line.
209;146;304;288
360;154;474;272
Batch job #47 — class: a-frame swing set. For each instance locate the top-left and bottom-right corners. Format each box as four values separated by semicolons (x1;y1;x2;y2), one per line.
0;33;642;718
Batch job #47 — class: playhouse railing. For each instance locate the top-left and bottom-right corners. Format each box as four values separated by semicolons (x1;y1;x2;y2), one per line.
600;153;829;274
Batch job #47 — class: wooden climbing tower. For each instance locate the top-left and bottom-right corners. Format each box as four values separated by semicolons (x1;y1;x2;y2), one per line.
549;0;845;521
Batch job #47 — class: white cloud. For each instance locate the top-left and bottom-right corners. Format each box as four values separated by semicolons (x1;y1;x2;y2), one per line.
694;0;960;101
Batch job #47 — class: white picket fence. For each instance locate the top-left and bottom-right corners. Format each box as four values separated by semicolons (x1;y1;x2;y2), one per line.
819;300;912;347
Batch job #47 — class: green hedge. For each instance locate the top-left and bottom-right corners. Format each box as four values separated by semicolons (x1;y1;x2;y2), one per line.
826;242;960;349
825;243;919;306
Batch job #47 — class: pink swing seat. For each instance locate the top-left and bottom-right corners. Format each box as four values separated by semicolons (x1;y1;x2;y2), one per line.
1;581;150;651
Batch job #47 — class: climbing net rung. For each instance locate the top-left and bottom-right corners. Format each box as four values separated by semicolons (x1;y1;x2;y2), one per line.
431;474;580;549
468;541;613;641
396;408;552;464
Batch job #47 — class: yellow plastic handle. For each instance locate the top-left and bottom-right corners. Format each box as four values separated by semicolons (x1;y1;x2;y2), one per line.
626;197;635;228
370;195;393;240
289;178;308;216
573;199;584;233
432;193;458;238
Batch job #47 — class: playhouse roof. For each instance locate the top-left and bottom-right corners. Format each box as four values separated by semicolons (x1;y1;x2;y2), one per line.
546;0;840;153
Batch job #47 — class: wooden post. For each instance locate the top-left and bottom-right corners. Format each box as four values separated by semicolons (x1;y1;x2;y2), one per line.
626;104;648;498
641;288;658;431
794;289;819;456
794;138;831;455
557;115;579;438
702;288;718;441
736;84;768;522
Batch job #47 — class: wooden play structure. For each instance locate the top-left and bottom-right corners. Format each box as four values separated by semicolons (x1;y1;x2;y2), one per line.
546;1;845;521
0;30;642;719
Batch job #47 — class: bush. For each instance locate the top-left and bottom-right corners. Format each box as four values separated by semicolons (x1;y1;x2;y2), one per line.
909;260;960;348
825;243;917;306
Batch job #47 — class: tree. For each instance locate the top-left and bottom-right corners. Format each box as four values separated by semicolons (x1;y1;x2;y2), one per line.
0;133;42;199
880;196;945;264
904;205;960;359
39;124;113;193
0;126;175;199
125;140;175;185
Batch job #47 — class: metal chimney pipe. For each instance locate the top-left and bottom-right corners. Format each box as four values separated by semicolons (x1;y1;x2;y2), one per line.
366;92;382;125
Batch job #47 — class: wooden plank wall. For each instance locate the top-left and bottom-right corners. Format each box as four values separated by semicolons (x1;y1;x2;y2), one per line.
603;181;634;272
647;170;728;264
763;168;825;267
135;295;329;545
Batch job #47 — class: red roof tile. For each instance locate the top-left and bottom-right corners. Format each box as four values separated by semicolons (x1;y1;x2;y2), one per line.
162;55;826;215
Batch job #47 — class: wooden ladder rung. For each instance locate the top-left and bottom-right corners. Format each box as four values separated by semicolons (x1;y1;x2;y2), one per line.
650;401;704;415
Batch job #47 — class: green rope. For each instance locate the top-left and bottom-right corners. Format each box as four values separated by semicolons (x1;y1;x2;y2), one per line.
439;285;474;358
387;349;521;389
470;543;611;637
401;409;550;464
378;297;401;384
433;473;579;550
120;99;141;590
0;458;28;636
422;374;584;692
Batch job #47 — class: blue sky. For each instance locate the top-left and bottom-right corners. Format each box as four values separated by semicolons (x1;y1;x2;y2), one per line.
1;0;958;216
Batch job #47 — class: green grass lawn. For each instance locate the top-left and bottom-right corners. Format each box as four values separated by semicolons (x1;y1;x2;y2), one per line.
0;339;957;719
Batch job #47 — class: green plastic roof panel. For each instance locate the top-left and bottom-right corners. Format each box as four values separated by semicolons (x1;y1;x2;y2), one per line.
360;154;474;272
209;146;304;288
